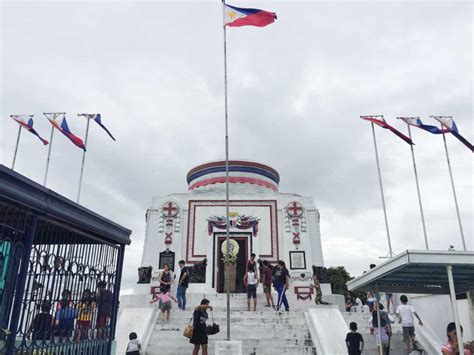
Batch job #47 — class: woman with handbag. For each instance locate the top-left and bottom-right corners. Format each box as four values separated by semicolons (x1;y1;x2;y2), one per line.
190;299;213;355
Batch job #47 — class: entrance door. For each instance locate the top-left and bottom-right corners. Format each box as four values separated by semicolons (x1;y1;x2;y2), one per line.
216;235;249;293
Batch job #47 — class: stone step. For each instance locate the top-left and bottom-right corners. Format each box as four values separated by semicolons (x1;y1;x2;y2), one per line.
146;344;317;355
150;327;311;340
148;338;314;348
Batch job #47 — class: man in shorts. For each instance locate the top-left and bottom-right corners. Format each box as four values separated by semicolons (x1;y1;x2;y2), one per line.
262;260;275;308
396;294;423;353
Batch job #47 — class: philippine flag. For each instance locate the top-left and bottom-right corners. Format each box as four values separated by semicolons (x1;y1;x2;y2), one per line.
47;115;86;151
10;115;49;145
224;4;277;28
396;117;448;134
432;116;473;152
361;115;414;145
93;114;116;141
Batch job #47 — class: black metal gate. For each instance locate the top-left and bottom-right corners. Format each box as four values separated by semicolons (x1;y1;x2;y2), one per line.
0;166;130;355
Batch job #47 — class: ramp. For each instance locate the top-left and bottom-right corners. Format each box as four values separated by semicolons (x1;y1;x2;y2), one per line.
305;306;348;355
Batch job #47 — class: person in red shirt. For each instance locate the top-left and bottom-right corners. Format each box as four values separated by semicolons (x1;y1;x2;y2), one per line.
262;260;275;308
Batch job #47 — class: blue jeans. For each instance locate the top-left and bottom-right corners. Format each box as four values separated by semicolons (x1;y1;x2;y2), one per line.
276;284;289;311
176;285;187;310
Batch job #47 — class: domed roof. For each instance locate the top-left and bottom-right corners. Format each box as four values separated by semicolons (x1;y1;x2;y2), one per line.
187;160;280;191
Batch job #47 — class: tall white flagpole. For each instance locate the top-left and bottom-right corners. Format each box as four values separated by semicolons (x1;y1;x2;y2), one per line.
370;118;394;257
43;112;66;186
11;124;22;170
76;114;92;203
404;121;429;249
441;129;467;251
222;0;231;341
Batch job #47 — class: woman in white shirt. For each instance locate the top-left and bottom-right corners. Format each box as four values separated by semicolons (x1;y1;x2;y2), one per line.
243;266;259;311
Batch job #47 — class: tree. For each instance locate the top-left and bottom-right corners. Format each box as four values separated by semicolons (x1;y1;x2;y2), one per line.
324;266;352;296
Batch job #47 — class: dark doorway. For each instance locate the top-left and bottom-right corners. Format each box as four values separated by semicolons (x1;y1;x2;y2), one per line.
216;235;249;293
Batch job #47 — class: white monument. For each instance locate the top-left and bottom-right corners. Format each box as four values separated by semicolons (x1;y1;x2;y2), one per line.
140;160;324;293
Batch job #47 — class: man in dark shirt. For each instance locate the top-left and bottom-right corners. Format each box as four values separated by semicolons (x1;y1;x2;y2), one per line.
247;253;257;272
96;281;114;339
262;260;275;308
345;322;364;355
27;301;53;341
273;260;290;312
176;260;189;311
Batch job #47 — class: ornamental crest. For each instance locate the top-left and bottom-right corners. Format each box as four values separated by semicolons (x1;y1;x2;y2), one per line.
207;213;260;237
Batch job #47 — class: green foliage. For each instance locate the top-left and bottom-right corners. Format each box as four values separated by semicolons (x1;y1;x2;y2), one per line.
323;266;352;296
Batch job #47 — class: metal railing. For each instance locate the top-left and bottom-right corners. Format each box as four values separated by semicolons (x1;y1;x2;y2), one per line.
0;197;125;355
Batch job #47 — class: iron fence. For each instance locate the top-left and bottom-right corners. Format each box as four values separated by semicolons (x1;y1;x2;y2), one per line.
0;190;127;355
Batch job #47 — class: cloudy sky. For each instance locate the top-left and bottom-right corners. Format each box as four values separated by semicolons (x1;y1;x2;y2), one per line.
1;0;472;290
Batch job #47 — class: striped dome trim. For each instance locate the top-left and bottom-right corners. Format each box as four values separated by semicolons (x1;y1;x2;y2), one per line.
187;160;279;181
187;165;279;185
189;176;278;191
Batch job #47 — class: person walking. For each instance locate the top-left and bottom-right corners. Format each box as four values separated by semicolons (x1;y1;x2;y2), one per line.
190;299;213;355
385;292;394;313
371;310;390;355
345;322;364;355
396;294;423;354
262;260;275;308
273;260;290;312
176;260;189;311
150;290;178;320
243;265;259;311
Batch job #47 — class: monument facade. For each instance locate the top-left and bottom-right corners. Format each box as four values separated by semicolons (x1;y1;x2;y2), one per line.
140;160;324;293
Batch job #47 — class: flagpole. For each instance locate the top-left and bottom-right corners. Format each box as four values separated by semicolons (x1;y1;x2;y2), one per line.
406;124;429;250
76;115;91;203
222;0;231;341
43;112;65;187
370;121;394;257
11;125;22;170
43;125;55;186
441;131;466;251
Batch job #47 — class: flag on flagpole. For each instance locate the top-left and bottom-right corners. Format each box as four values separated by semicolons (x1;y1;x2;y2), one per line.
224;4;277;27
396;116;448;134
47;115;86;151
361;116;414;145
92;114;116;141
10;115;49;145
431;116;473;152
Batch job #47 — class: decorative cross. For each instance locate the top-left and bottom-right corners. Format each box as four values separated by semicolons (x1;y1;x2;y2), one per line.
162;202;178;217
287;201;303;217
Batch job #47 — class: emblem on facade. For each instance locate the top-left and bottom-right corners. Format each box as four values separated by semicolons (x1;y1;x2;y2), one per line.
285;201;306;247
158;201;180;246
207;213;260;237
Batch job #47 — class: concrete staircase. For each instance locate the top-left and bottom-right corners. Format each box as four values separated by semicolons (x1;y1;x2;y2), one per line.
145;293;316;355
343;311;427;355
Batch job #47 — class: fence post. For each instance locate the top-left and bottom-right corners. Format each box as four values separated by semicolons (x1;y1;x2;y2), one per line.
108;244;125;353
5;215;38;354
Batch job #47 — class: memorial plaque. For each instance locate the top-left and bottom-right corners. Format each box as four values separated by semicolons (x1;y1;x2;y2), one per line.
159;250;175;271
289;251;306;270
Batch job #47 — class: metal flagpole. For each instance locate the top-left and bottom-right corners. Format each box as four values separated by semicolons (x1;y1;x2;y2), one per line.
370;120;394;257
441;130;467;251
43;124;55;186
406;123;429;250
446;265;465;354
222;0;231;341
11;125;22;170
43;112;65;186
76;114;92;203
